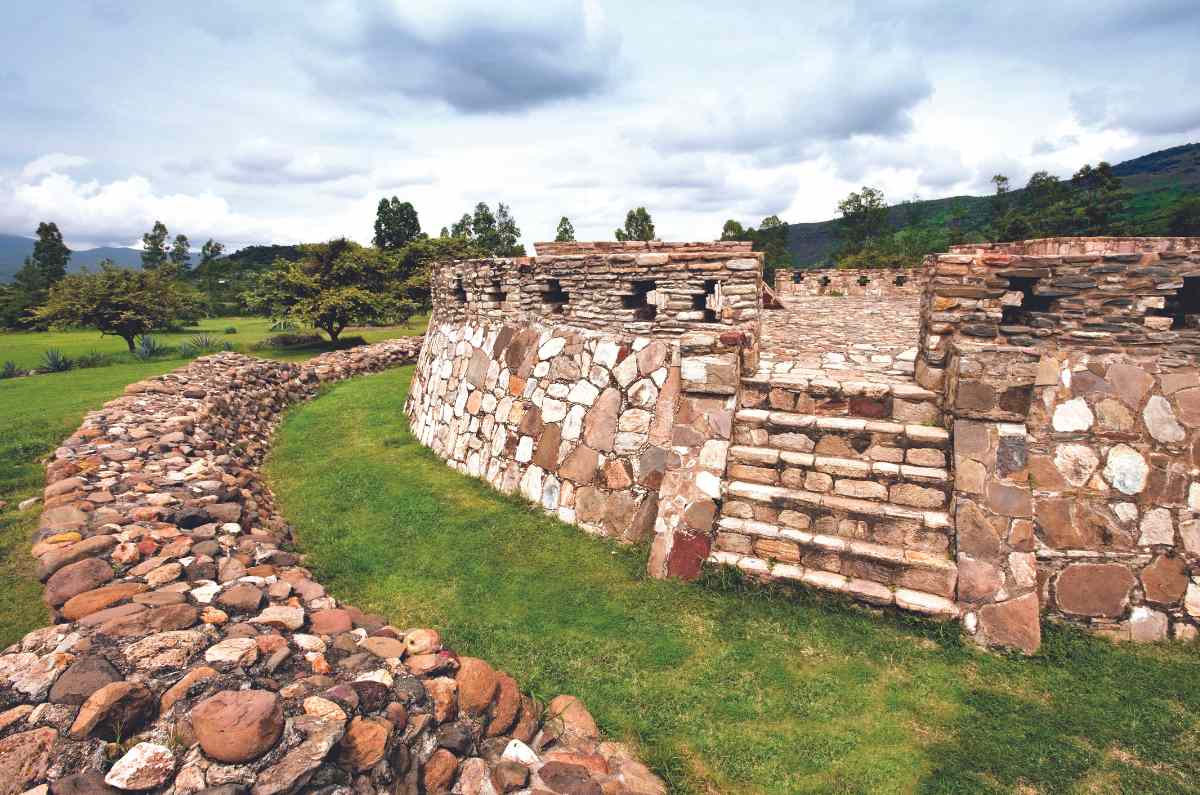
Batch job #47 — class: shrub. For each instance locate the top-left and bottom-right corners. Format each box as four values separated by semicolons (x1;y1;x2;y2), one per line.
251;333;324;351
223;326;238;334
42;348;74;372
76;350;113;369
133;335;172;360
828;290;845;298
333;335;368;349
177;343;198;358
1;360;23;379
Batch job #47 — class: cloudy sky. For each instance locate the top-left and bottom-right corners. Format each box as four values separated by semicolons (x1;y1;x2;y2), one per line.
1;0;1197;251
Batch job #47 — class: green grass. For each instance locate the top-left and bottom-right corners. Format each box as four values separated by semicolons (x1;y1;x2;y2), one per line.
265;367;1200;795
0;317;425;645
0;314;428;370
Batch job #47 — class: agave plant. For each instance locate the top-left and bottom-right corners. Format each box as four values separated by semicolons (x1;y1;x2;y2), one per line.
1;360;23;379
76;350;111;369
133;335;171;360
269;317;299;332
42;348;74;372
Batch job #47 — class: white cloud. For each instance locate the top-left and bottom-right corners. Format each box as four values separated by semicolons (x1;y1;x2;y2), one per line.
21;153;89;179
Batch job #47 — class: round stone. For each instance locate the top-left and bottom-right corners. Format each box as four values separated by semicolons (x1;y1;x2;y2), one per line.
192;689;284;763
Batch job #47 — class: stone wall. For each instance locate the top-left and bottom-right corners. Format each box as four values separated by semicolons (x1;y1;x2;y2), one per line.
774;267;927;298
0;340;665;795
410;244;763;581
919;237;1200;651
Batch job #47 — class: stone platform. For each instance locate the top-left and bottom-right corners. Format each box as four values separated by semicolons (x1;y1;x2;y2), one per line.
756;294;921;385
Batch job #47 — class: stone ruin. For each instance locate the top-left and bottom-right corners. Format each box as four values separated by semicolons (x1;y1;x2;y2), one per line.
408;236;1200;654
1;339;667;794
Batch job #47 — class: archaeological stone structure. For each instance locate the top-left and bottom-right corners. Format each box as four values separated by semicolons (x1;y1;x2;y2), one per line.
1;340;666;794
408;236;1200;654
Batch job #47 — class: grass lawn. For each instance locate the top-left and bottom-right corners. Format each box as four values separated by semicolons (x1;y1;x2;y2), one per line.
0;314;428;370
0;318;424;645
266;367;1200;795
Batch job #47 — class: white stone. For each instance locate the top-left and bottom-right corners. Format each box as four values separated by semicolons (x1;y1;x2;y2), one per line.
628;378;658;408
538;337;566;360
1113;502;1139;524
696;471;722;499
567;381;600;406
1190;483;1200;512
1185;582;1200;619
562;405;586;441
1139;508;1175;546
1054;444;1099;487
1129;607;1169;642
541;476;561;510
515;436;534;464
1008;552;1037;588
541;398;567;423
502;739;540;766
698;440;730;472
1181;519;1200;554
613;355;640;387
105;742;175;790
205;637;258;666
1143;395;1186;444
1052;398;1094;432
356;668;394;686
1103;444;1149;495
292;634;326;652
593;341;619;369
617;409;652;433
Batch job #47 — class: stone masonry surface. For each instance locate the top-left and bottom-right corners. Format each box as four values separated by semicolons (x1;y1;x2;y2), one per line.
0;339;665;795
774;267;928;299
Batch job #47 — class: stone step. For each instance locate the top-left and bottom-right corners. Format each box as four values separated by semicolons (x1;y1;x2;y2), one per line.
721;479;953;557
706;540;960;620
729;445;950;483
732;409;950;468
741;375;941;424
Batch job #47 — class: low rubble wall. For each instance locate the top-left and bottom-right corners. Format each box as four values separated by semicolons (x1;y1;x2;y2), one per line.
0;339;665;795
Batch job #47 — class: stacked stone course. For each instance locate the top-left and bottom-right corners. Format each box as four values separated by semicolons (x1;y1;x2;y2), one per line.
774;267;927;298
1;338;665;795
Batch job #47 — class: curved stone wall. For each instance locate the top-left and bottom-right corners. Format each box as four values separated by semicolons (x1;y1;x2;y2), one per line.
0;340;665;795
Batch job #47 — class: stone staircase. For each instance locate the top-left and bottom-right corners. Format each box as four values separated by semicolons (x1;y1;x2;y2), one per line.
710;372;959;618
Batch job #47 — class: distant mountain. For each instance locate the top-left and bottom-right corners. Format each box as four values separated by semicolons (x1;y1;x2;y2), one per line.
0;235;190;282
787;142;1200;265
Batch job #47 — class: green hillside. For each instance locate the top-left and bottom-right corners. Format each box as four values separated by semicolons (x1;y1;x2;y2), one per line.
787;142;1200;266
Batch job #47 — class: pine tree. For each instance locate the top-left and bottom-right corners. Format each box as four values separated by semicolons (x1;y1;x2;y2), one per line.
555;217;576;242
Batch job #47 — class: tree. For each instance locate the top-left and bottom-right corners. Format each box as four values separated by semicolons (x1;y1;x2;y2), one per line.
170;234;190;271
200;239;225;267
1069;162;1130;235
373;197;423;249
247;239;410;343
447;203;524;255
836;187;888;253
755;215;791;281
720;219;748;241
1167;195;1200;236
990;174;1011;234
0;221;72;329
141;221;169;270
615;207;655;241
36;262;201;351
555;216;576;242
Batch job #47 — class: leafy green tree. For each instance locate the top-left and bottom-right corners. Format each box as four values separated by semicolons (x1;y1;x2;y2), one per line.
836;187;888;253
720;219;748;241
756;215;791;281
170;234;190;271
1068;162;1130;235
615;207;655;241
944;200;970;246
373;197;423;249
246;239;430;342
36;262;201;351
555;216;576;242
194;239;226;311
1167;195;1200;235
1;222;72;329
200;239;225;267
448;203;524;255
141;221;169;270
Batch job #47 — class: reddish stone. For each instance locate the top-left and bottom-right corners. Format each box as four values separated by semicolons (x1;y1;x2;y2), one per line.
423;748;459;794
485;673;521;737
192;689;284;763
1055;563;1135;617
45;557;114;607
532;423;562;470
957;557;1003;603
665;531;710;580
985;481;1031;518
977;592;1041;654
1140;555;1189;604
956;501;1002;560
0;727;57;794
454;657;498;718
309;608;353;635
60;581;147;620
559;445;599;485
69;681;155;740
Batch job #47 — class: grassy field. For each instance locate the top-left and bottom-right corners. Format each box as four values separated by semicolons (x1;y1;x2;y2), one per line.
0;317;425;645
0;314;428;371
266;368;1200;795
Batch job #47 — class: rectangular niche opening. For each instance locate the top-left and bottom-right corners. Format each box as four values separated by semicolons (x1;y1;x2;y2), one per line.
1002;276;1054;325
541;278;568;314
483;277;507;305
623;280;658;321
1158;275;1200;329
792;271;805;283
452;276;468;304
689;279;719;322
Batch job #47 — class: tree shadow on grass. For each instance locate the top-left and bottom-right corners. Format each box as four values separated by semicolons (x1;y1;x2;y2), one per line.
919;625;1200;794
